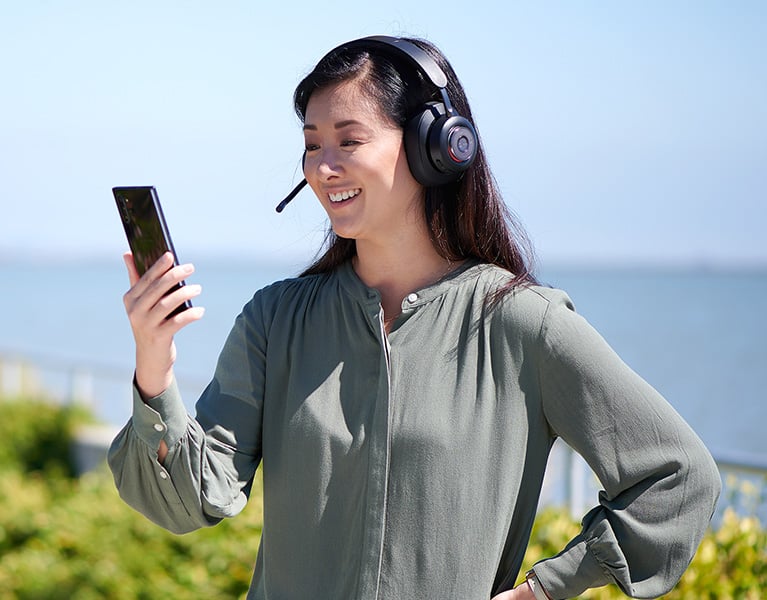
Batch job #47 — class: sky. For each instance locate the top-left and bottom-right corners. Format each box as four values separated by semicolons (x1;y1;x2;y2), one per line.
1;1;765;269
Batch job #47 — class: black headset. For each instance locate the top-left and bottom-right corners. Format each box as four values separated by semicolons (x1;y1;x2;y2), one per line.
277;35;478;212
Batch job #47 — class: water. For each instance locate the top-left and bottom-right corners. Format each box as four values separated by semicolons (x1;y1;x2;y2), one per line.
1;258;765;464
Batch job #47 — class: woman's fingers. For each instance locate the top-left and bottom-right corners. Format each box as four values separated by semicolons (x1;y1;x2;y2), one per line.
154;283;205;326
124;254;182;312
122;252;204;332
123;252;172;311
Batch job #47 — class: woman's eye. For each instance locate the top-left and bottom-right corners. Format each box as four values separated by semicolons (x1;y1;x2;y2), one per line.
304;143;320;152
341;139;360;147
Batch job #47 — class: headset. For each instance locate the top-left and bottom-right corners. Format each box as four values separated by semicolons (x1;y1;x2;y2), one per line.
276;35;478;212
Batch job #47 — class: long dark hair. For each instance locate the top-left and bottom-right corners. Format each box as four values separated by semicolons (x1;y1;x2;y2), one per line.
294;37;537;291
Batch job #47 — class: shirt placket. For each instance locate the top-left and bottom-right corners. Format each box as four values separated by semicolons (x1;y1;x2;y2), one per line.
355;300;394;599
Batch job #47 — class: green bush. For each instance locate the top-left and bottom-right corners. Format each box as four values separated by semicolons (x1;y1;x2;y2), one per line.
0;397;764;598
0;396;93;477
0;467;263;599
0;397;263;599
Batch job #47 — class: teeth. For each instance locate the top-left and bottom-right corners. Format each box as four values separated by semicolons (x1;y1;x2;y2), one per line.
329;188;361;203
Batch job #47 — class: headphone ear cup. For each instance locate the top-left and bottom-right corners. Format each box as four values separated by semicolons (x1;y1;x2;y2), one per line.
429;113;477;176
404;104;445;187
404;102;477;187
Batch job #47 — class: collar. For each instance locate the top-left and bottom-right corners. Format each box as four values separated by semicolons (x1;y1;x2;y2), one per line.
337;257;485;310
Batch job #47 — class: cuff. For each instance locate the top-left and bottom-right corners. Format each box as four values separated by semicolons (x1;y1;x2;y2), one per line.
131;376;188;449
532;534;612;599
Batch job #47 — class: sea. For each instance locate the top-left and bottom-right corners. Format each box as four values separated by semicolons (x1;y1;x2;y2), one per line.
1;258;766;516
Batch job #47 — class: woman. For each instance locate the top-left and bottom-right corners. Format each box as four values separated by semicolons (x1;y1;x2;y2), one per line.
109;36;721;599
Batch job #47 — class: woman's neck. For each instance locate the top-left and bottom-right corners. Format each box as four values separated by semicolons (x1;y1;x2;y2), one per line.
353;237;457;323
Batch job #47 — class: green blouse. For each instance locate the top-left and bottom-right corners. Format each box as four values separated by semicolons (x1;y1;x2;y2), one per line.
108;260;720;599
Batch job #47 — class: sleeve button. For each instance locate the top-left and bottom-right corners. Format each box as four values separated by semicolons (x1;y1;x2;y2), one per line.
153;423;165;432
407;293;418;303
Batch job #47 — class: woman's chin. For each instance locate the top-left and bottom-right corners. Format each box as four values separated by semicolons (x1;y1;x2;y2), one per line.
329;220;363;241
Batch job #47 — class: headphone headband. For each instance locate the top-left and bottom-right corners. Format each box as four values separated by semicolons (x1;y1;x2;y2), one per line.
330;35;449;89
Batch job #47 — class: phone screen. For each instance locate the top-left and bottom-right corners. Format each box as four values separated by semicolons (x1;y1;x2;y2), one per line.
113;186;191;317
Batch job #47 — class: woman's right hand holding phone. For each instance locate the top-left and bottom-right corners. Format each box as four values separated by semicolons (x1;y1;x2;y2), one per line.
122;251;204;400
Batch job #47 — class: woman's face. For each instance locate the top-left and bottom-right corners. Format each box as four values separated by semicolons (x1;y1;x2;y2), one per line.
303;79;423;245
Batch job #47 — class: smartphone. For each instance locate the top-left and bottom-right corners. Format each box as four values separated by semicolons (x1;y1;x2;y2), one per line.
113;186;192;318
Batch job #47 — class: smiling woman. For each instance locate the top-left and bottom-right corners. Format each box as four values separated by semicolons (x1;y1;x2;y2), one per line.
293;38;535;309
107;35;721;600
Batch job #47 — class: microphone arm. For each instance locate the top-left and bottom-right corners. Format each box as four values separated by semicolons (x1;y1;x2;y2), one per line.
275;178;308;213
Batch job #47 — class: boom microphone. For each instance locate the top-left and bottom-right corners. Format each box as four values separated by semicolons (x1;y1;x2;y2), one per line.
275;178;308;213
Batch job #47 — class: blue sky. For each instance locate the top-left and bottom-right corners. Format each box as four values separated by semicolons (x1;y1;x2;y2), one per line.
1;1;764;268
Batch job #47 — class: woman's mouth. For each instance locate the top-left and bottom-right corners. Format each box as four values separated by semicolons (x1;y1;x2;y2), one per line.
328;188;361;203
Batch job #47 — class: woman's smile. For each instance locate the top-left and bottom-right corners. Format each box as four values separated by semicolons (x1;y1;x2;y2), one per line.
327;187;362;204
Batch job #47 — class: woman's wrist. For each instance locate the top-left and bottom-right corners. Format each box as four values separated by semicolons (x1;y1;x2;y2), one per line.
525;570;552;600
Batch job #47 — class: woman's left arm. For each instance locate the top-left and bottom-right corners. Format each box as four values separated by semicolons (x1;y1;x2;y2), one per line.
532;292;721;599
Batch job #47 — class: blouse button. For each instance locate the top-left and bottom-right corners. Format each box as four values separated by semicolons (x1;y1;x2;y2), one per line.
159;470;168;480
407;293;418;303
153;423;165;432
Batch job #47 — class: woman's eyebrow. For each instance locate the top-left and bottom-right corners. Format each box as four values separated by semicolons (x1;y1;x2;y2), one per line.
303;119;364;131
333;119;363;129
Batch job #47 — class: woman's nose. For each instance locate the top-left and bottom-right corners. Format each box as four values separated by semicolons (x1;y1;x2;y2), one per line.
310;148;343;180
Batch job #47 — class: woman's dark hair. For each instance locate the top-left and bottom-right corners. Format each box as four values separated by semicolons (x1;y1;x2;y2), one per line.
294;37;537;292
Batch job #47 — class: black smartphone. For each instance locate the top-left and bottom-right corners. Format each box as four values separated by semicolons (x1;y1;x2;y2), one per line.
113;186;192;318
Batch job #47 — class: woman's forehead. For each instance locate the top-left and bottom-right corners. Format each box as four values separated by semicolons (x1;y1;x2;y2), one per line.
304;80;392;128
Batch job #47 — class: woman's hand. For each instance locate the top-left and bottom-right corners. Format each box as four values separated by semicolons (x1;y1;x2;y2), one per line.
491;582;536;600
122;251;204;399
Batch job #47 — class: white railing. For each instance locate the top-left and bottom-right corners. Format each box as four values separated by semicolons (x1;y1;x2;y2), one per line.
0;349;208;421
0;349;124;407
